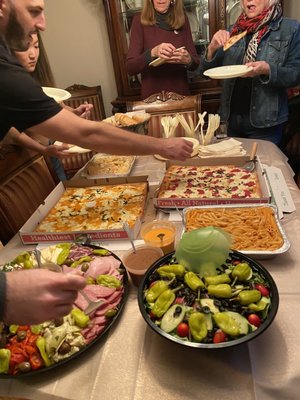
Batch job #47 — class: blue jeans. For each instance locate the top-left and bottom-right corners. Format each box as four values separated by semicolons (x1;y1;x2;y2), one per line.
228;113;284;146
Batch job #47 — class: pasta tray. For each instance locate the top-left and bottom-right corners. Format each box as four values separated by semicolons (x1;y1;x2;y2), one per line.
183;203;290;258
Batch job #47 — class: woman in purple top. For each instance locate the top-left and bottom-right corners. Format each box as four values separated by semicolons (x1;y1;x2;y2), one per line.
126;0;200;99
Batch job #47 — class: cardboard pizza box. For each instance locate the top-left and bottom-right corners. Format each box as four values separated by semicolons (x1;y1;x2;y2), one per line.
153;156;271;208
19;176;149;244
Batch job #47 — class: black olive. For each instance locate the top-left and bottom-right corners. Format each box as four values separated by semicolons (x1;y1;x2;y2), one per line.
53;317;64;326
18;361;31;373
17;330;27;341
0;333;7;348
202;306;211;314
58;342;71;355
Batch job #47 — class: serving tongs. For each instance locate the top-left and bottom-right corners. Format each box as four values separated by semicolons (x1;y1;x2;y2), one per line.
34;248;104;315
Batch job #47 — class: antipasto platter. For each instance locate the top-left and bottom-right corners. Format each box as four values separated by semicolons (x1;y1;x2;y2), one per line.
0;243;129;377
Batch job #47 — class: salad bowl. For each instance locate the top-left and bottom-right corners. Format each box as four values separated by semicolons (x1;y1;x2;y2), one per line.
138;250;279;349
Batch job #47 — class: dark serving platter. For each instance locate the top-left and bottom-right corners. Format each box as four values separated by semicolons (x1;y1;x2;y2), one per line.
138;250;279;349
0;243;129;378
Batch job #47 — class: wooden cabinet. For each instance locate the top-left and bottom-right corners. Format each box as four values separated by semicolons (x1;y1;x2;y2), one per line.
103;1;282;113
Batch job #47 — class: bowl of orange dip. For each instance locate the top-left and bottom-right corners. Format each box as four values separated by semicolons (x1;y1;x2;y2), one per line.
141;220;177;255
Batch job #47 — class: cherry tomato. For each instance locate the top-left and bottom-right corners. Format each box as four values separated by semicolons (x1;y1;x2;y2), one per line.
213;329;227;344
174;297;185;304
255;283;270;297
247;314;261;327
177;322;189;337
149;311;156;320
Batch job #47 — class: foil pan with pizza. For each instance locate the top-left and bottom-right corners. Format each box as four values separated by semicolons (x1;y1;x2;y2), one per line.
80;154;136;179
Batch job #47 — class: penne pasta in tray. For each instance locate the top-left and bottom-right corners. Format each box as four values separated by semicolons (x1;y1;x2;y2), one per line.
183;204;290;257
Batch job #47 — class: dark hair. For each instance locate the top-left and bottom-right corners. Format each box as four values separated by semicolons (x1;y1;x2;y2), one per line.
32;31;56;87
141;0;185;30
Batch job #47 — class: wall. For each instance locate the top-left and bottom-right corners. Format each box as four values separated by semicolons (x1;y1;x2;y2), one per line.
43;0;299;117
43;0;116;117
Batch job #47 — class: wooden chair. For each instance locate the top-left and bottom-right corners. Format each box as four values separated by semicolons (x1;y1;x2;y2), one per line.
0;155;56;244
126;91;202;137
61;84;107;179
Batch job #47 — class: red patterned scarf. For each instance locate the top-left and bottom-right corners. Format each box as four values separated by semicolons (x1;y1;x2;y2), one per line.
230;3;282;62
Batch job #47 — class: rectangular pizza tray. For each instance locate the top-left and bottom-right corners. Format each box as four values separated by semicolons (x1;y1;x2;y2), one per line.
79;154;136;179
182;203;290;259
19;176;149;244
153;155;271;209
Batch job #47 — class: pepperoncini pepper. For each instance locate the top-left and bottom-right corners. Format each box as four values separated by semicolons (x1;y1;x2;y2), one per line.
12;252;33;269
184;271;205;291
92;249;110;256
56;243;72;265
96;275;121;289
188;312;208;342
156;264;186;279
0;349;11;374
36;336;52;367
207;284;232;298
71;308;90;328
237;290;261;305
205;273;231;286
213;312;240;336
231;263;252;281
248;297;270;312
151;289;176;318
70;256;92;269
146;280;169;303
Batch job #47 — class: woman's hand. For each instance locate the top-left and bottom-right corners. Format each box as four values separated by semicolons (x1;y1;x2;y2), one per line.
169;47;192;65
151;42;177;59
207;29;229;60
62;102;94;120
42;143;71;158
244;61;270;77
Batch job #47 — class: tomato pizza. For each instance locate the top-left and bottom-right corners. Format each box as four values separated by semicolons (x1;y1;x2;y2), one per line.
157;165;261;200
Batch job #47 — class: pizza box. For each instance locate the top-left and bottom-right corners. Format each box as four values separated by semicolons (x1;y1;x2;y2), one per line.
19;176;149;244
153;155;271;208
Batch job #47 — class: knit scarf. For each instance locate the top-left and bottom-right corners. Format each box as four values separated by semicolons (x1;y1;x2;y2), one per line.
230;3;282;62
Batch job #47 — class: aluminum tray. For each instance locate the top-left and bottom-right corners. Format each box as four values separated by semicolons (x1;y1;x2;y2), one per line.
80;154;136;179
182;203;290;259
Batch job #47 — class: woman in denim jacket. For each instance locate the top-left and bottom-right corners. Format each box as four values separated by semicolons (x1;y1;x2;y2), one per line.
200;0;300;145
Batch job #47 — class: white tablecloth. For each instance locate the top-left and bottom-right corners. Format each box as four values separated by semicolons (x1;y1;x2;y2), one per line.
1;139;300;400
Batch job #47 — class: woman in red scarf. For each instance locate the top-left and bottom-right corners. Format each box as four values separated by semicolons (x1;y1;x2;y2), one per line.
201;0;300;146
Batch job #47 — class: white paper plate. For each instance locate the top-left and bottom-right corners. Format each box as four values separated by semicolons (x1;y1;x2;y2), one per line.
54;141;91;154
154;137;199;160
42;87;71;103
203;65;253;79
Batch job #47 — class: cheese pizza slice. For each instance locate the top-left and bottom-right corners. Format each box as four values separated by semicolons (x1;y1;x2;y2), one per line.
223;30;247;51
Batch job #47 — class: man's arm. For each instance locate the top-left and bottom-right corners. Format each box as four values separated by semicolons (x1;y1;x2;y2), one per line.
26;108;193;161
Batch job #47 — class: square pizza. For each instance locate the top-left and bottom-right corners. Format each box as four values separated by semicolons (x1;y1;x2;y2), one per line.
157;165;261;199
36;183;148;232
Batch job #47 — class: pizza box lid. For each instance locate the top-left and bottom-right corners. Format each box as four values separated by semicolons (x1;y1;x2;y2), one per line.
19;177;149;244
153;156;271;208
